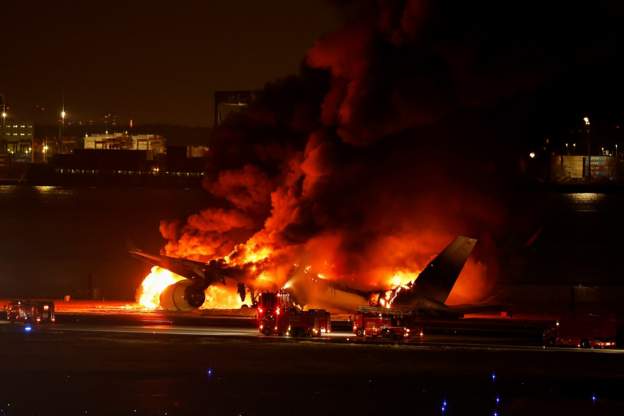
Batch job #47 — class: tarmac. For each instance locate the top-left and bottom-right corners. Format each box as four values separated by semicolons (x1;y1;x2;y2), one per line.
0;302;622;415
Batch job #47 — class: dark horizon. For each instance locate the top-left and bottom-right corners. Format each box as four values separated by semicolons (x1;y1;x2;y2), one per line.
0;0;338;127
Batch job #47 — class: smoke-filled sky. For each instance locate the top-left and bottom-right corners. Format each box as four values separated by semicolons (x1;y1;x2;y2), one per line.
156;1;624;304
0;0;338;126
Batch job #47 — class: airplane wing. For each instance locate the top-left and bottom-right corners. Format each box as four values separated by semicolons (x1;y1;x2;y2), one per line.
129;249;208;281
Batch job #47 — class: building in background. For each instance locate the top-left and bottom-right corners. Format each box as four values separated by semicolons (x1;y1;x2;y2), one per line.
549;155;619;183
83;132;165;159
214;90;255;126
0;121;34;160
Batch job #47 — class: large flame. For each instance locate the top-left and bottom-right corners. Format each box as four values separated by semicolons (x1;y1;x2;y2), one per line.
387;270;419;288
203;285;244;309
136;266;246;310
137;266;185;309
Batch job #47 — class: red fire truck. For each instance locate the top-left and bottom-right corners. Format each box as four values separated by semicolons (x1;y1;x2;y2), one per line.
543;312;617;348
5;300;56;324
352;307;414;340
257;291;331;337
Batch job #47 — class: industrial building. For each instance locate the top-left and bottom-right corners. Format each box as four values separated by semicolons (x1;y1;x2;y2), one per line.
83;132;165;159
549;155;619;183
0;121;34;158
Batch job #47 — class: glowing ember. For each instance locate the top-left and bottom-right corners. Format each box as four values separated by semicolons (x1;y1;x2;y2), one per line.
137;266;185;309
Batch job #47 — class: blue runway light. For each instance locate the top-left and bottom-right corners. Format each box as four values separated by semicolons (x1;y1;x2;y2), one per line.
592;394;598;403
496;396;501;405
207;368;213;377
491;372;496;382
24;326;32;332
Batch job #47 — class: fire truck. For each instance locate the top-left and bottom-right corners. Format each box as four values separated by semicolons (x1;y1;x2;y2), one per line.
257;290;331;337
5;300;55;324
543;312;617;348
352;307;414;340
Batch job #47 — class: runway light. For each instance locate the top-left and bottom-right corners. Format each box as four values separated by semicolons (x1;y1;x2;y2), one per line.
207;368;213;377
592;393;598;403
491;372;496;382
495;396;501;405
24;325;32;332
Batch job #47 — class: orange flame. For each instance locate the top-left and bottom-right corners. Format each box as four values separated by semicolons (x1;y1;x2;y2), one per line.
137;266;185;309
387;270;419;288
203;286;244;309
136;266;247;310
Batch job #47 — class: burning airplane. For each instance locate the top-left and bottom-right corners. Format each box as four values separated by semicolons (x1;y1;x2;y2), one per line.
131;235;497;318
128;1;563;313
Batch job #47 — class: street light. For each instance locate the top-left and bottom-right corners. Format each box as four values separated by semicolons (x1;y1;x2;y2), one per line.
58;106;67;153
584;116;592;180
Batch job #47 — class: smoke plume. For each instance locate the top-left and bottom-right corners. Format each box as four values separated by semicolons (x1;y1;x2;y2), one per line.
159;0;618;303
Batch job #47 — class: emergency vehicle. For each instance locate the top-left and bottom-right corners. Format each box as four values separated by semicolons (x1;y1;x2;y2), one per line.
352;307;415;340
257;291;331;337
5;300;56;324
543;312;617;348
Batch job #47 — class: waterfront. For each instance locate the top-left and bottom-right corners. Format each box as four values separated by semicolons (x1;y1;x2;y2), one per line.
0;185;210;300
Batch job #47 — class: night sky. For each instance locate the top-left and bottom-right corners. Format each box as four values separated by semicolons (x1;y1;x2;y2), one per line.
0;1;338;126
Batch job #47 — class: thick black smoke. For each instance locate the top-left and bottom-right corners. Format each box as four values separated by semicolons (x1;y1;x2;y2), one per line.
161;0;624;302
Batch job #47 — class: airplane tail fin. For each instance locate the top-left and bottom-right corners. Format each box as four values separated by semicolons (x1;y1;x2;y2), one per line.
399;236;478;305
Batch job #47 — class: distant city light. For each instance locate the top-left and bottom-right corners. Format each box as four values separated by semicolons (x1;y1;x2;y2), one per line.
529;152;536;159
61;110;67;119
583;116;590;127
1;111;6;118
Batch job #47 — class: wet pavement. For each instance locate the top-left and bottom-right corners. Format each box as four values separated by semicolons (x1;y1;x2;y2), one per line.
0;318;622;415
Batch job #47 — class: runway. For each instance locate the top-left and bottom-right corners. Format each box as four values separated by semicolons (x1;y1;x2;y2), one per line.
1;309;623;415
3;314;622;355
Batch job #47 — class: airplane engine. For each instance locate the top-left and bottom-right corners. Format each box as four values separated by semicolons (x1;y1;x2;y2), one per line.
159;280;205;311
